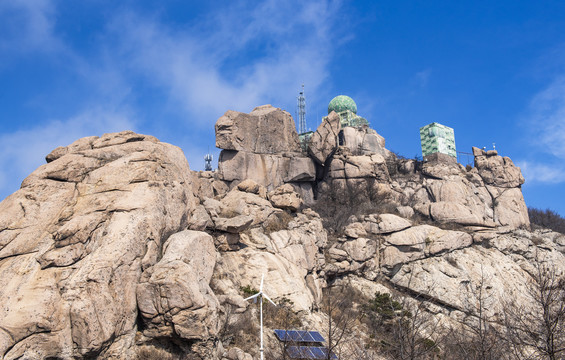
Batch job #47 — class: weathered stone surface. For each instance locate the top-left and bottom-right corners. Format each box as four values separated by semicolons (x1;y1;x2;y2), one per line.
421;161;464;180
268;184;303;212
213;248;319;312
382;225;472;269
215;105;301;154
219;189;277;227
308;111;341;165
371;213;412;234
342;237;377;262
188;205;213;231
342;154;389;180
388;246;543;315
0;131;197;359
214;215;254;233
224;347;253;360
284;156;316;182
237;179;267;198
218;151;314;190
475;151;525;188
137;230;219;340
396;206;415;219
430;201;486;226
344;222;367;238
341;127;386;156
194;172;230;201
487;186;530;229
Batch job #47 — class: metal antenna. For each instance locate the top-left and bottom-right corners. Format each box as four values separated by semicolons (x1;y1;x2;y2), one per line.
204;147;213;171
297;84;306;134
244;274;276;360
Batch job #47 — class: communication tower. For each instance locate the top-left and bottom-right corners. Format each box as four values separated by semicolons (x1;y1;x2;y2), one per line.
204;153;213;171
297;84;306;134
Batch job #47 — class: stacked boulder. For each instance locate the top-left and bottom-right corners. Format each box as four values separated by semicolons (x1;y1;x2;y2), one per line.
215;105;316;203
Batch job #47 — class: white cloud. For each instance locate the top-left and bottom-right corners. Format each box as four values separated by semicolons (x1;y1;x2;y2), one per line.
528;76;565;159
518;161;565;184
0;0;64;56
0;0;346;196
0;108;135;199
106;0;342;127
517;76;565;184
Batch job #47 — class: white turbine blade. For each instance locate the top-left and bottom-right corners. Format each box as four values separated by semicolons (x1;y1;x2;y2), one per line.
262;292;276;306
260;274;264;292
244;293;260;302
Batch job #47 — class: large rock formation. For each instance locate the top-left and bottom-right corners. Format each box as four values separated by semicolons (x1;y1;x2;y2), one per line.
215;105;316;203
0;131;202;359
0;103;556;360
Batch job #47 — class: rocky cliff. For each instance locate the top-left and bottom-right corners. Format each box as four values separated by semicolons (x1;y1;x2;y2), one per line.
0;106;563;360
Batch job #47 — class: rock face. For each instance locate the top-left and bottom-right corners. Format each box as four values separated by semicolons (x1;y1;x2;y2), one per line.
215;105;301;154
215;105;316;203
473;147;525;188
341;126;388;157
308;111;341;165
0;104;544;360
137;230;219;340
0;131;201;359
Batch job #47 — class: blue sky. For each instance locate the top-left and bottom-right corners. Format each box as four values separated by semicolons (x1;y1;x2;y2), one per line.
1;0;565;216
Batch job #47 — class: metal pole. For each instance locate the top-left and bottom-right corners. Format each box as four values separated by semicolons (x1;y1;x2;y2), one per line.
260;295;264;360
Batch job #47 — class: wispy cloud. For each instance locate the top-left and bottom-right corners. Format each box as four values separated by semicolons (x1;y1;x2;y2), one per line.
518;160;565;184
107;0;343;126
517;75;565;184
0;0;345;199
0;0;63;57
415;69;432;88
0;108;135;195
528;76;565;159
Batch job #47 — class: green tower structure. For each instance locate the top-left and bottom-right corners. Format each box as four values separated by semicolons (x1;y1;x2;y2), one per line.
420;122;457;163
324;95;369;128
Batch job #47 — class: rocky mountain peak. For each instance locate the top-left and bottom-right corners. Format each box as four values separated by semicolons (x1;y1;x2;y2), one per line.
0;108;563;360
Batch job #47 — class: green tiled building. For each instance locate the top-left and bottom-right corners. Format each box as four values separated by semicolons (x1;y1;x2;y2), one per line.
324;95;369;128
420;122;456;162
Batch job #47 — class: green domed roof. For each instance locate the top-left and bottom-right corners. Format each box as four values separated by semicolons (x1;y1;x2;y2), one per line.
328;95;357;114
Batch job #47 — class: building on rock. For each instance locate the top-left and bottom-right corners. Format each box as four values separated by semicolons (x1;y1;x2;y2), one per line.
419;122;457;163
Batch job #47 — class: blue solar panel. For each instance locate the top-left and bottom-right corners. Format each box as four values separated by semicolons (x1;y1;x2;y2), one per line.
304;346;318;359
289;330;302;342
299;330;315;342
274;329;288;341
310;347;325;358
274;329;326;344
286;346;338;359
287;346;301;359
309;331;325;342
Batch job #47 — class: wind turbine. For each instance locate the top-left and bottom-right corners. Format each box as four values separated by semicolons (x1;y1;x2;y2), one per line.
244;274;276;360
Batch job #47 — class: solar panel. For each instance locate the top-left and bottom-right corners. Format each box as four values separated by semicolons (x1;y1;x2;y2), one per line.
274;329;288;341
287;346;301;359
289;330;302;342
310;347;325;358
274;329;326;344
285;346;338;359
300;330;315;342
309;331;325;342
303;346;318;359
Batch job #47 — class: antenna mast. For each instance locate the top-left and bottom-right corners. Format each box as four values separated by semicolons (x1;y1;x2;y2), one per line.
204;148;213;171
297;84;306;134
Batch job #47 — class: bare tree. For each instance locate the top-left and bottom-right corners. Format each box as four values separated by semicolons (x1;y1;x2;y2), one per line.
503;257;565;360
362;287;441;360
387;296;441;360
443;267;507;360
264;298;301;360
322;284;358;360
